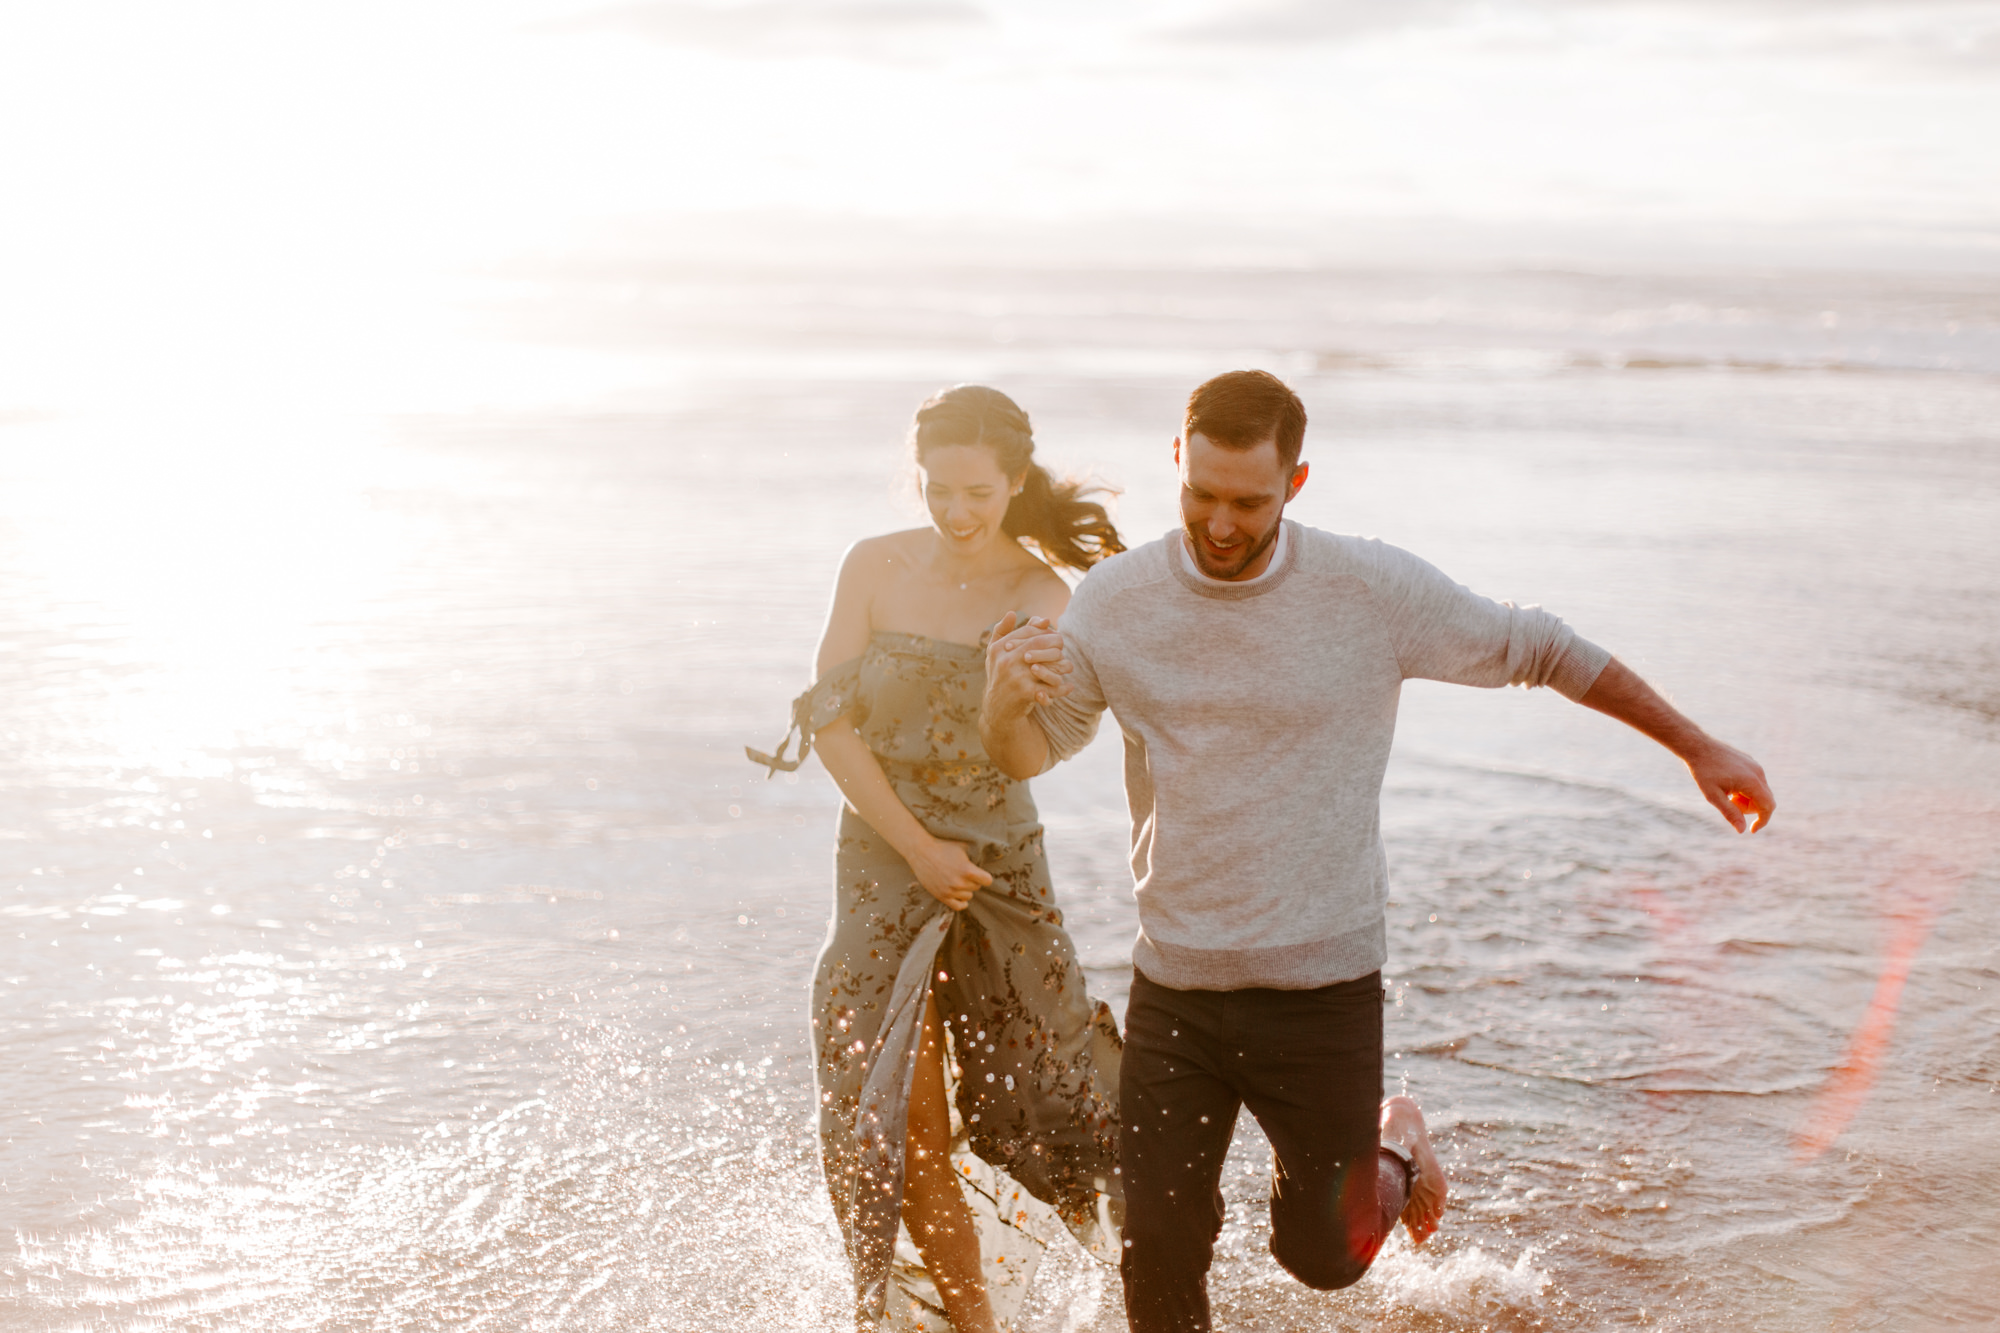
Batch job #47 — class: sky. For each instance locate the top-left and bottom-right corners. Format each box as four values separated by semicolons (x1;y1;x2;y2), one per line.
2;0;1997;414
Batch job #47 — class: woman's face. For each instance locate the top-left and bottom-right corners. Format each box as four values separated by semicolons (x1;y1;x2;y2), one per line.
919;443;1017;557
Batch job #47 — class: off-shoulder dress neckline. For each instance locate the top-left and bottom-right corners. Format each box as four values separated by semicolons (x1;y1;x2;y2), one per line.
867;627;989;658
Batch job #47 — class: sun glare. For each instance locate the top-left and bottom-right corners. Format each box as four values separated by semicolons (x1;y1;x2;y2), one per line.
3;414;408;769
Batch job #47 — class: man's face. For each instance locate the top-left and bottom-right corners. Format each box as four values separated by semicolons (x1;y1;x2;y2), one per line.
1176;431;1308;581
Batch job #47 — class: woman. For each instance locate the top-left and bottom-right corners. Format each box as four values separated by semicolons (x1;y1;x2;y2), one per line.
749;385;1125;1332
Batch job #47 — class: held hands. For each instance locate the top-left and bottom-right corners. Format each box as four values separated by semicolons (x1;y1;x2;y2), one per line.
1684;736;1776;833
984;610;1073;720
910;836;993;911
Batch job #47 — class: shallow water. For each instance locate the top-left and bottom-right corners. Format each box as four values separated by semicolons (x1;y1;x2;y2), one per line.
3;262;1998;1331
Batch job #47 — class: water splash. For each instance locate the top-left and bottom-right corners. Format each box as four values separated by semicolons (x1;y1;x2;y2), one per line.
10;1078;854;1332
1371;1239;1552;1315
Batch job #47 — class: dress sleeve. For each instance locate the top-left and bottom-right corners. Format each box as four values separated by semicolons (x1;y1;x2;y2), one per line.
745;656;864;777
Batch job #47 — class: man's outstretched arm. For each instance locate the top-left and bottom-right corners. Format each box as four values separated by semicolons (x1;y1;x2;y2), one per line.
1577;657;1775;832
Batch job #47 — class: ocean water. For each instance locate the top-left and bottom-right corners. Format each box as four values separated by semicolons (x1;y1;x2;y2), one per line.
2;260;1997;1331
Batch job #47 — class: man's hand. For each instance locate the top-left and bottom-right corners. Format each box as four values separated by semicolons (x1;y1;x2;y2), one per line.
1577;657;1776;834
1683;735;1775;833
980;611;1067;779
984;611;1072;715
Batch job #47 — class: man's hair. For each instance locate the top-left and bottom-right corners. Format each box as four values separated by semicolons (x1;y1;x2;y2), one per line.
1183;370;1308;469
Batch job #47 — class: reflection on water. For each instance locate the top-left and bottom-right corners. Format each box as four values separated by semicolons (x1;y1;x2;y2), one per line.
2;417;407;777
3;265;1998;1331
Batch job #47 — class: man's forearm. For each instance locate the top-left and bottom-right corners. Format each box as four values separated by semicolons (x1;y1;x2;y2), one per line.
1576;657;1708;758
981;708;1050;781
980;615;1063;779
1575;656;1775;832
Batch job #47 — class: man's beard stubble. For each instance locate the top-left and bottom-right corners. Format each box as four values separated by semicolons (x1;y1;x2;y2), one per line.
1184;511;1284;581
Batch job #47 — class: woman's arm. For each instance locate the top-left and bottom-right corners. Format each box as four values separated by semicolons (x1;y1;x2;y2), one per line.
811;541;994;910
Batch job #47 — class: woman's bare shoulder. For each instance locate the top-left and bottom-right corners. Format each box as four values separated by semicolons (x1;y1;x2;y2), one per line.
841;530;928;580
1009;556;1073;620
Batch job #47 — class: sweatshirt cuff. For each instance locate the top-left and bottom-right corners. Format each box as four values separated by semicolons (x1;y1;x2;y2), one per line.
1547;635;1612;701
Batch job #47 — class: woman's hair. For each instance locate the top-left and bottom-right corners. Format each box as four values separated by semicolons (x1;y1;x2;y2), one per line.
909;385;1125;572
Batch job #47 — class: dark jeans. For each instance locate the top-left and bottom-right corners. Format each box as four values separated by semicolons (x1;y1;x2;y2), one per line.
1119;967;1408;1333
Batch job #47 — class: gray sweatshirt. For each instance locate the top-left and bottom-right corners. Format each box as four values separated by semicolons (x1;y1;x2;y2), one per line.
1032;520;1611;991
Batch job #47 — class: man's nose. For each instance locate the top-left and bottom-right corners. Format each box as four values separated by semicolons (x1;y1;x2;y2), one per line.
1207;510;1238;540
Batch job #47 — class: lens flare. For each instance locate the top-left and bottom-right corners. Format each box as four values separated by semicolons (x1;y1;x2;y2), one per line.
1791;795;1995;1162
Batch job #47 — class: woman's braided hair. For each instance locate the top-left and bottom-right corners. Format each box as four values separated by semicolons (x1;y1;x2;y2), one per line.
909;385;1125;572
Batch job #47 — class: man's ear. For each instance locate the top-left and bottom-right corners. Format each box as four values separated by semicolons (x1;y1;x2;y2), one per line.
1287;460;1309;501
1173;436;1183;467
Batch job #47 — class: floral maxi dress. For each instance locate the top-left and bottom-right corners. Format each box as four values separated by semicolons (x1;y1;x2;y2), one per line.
750;630;1122;1330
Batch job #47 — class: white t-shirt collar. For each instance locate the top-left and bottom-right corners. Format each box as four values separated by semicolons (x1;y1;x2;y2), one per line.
1179;521;1289;587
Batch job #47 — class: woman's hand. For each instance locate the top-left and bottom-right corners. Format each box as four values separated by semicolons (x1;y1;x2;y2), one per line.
981;611;1068;780
909;836;994;911
984;611;1072;715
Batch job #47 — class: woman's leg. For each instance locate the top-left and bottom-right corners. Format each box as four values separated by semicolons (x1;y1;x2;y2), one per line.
902;989;999;1333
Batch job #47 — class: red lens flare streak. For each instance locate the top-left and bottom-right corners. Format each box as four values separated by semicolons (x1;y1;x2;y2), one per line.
1791;850;1971;1163
1626;876;1694;942
1623;794;1992;1166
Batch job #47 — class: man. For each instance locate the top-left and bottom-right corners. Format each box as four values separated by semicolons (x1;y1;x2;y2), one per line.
979;370;1774;1332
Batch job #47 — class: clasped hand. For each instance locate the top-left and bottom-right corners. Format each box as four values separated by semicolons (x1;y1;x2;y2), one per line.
983;610;1073;719
910;837;992;911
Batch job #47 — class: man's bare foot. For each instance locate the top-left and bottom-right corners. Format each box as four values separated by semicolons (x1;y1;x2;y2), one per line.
1381;1095;1447;1246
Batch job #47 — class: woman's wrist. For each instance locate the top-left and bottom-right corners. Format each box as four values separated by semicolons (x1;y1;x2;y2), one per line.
885;824;940;866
